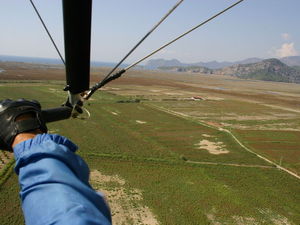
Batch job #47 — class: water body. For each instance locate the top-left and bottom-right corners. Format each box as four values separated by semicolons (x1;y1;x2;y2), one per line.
0;55;62;65
0;55;129;68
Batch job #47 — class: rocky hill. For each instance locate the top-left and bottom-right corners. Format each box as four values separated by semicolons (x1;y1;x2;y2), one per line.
146;59;185;69
146;58;263;70
146;56;300;70
215;58;300;83
156;58;300;84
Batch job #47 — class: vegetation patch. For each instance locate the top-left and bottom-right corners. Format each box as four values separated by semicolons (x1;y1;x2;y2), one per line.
234;129;300;174
90;170;159;225
86;157;300;225
195;139;229;155
0;79;300;225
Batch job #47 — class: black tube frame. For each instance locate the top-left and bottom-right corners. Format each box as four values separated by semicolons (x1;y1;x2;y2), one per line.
62;0;92;94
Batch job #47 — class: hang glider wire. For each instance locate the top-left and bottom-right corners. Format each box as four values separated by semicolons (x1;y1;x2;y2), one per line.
85;0;245;100
29;0;245;122
100;0;184;86
29;0;65;65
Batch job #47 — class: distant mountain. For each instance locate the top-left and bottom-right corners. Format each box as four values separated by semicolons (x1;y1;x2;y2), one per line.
236;57;263;65
146;56;300;70
216;58;300;83
158;66;213;74
191;61;232;69
158;58;300;84
191;58;263;69
145;59;185;69
280;56;300;67
146;58;263;70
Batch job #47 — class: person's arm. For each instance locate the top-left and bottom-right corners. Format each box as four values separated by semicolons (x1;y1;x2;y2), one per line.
13;133;111;225
0;99;111;225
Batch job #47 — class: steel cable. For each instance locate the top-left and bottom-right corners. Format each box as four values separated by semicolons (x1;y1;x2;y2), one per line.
29;0;65;65
86;0;245;99
86;0;185;99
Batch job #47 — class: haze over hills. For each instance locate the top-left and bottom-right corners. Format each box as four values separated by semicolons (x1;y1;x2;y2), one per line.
146;56;300;69
155;57;300;84
146;57;264;69
280;56;300;67
216;58;300;83
0;55;129;68
2;54;300;70
1;54;300;84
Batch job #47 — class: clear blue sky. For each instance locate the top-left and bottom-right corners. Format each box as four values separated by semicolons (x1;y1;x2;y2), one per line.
0;0;299;63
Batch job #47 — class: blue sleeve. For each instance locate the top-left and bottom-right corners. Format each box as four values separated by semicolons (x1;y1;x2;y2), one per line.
13;134;112;225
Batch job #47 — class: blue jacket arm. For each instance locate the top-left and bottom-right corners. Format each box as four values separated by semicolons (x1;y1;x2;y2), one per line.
13;134;111;225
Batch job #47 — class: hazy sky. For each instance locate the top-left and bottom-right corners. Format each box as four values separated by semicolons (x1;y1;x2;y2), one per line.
1;0;299;64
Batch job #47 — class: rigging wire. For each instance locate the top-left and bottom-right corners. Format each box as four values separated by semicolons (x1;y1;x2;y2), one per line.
29;0;65;65
86;0;185;99
101;0;184;83
125;0;245;71
85;0;245;99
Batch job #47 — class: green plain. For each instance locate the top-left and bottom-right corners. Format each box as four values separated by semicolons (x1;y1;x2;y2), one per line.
0;83;299;225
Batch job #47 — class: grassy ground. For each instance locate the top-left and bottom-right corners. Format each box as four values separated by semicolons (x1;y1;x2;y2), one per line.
0;173;24;225
75;99;270;165
0;82;299;224
153;100;300;130
87;157;300;225
233;130;300;174
152;99;300;175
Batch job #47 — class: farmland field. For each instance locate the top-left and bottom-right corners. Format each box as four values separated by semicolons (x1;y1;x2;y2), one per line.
0;63;300;224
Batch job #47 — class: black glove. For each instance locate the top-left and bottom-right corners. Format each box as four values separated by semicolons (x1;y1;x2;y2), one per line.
0;99;48;151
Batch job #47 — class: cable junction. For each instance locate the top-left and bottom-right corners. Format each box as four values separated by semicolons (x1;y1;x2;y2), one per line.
85;0;185;99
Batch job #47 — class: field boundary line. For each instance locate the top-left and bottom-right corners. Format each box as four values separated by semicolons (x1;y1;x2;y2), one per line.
84;152;276;170
146;103;300;180
261;103;300;114
83;152;179;164
186;160;275;169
